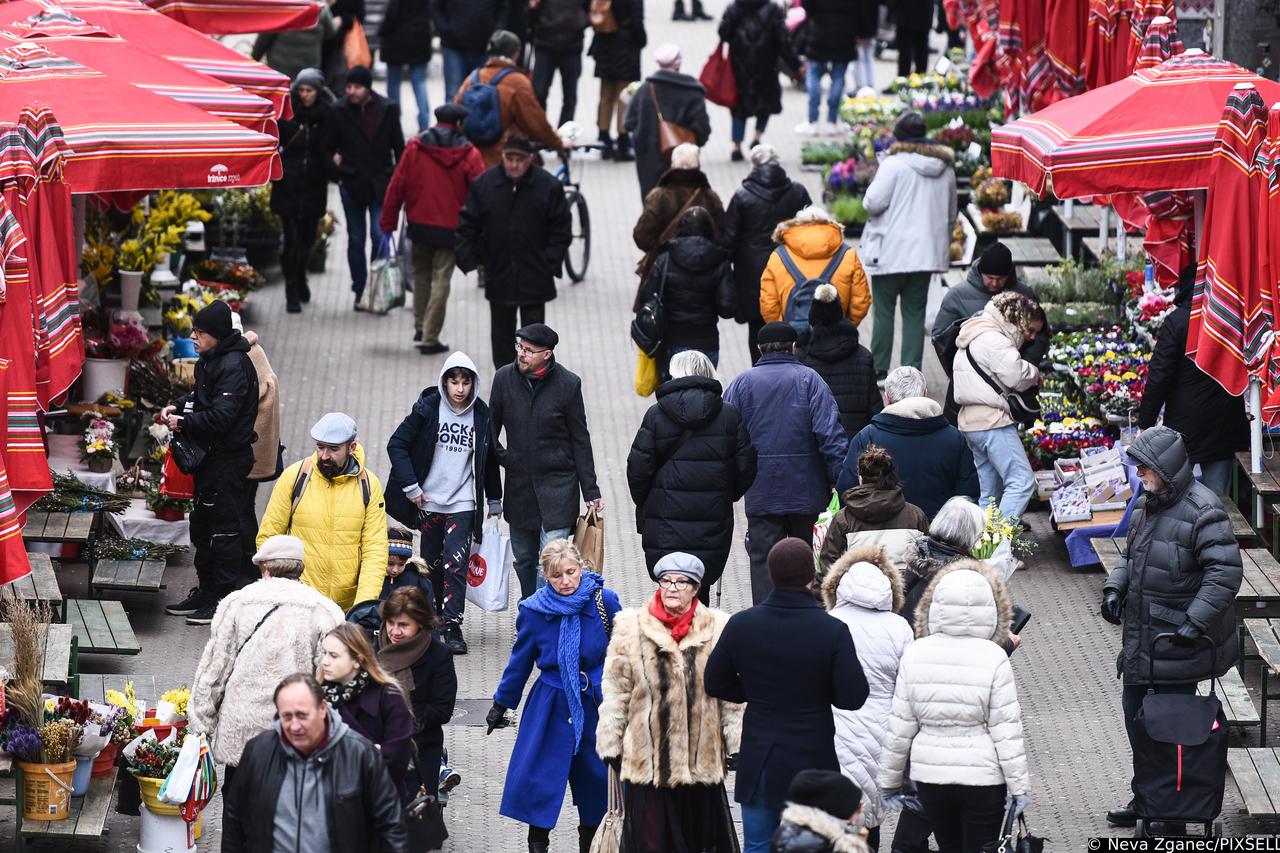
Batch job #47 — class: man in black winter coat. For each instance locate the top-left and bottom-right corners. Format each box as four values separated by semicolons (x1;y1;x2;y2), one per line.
161;301;260;624
529;0;589;126
799;283;881;439
455;134;573;370
433;0;508;100
1100;426;1242;828
706;538;869;851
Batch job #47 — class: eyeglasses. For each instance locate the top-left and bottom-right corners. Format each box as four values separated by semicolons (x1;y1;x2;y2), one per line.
658;577;693;590
515;342;549;357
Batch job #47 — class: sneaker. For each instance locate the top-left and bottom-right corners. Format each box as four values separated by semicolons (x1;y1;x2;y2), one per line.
413;329;423;343
353;296;366;312
166;586;210;616
300;282;311;303
185;601;218;626
418;342;449;355
440;623;468;655
439;766;462;795
794;121;818;135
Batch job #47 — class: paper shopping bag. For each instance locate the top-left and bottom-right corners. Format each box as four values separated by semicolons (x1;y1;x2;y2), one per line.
574;506;605;573
466;519;513;612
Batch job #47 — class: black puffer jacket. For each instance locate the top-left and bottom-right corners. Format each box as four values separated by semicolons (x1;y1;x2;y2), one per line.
271;85;334;220
637;236;735;351
626;376;757;586
531;0;590;52
718;0;800;117
324;92;405;205
722;163;812;324
177;332;258;458
799;0;860;62
1103;426;1242;684
799;320;881;438
379;0;432;65
430;0;506;52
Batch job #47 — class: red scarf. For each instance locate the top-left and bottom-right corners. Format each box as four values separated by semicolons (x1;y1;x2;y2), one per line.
648;590;698;642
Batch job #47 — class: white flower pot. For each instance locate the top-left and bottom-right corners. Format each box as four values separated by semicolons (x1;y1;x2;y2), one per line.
80;357;128;403
119;269;143;312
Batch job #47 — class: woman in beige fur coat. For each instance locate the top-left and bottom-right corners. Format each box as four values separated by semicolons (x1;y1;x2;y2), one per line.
596;552;744;852
187;535;344;790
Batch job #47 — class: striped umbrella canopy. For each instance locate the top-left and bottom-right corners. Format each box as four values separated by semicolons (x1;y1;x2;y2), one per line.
0;41;280;192
1044;0;1088;104
1133;11;1181;69
1084;0;1132;90
1260;105;1280;424
0;5;277;133
60;0;292;119
991;51;1280;198
1126;0;1175;72
143;0;319;34
1185;85;1271;396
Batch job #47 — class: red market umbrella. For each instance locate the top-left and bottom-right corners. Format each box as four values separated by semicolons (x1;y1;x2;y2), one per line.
1084;0;1132;90
1126;0;1176;73
1259;105;1280;424
991;51;1280;198
1185;84;1271;396
1133;11;1181;69
996;0;1050;114
1044;0;1088;103
143;0;320;34
0;431;33;583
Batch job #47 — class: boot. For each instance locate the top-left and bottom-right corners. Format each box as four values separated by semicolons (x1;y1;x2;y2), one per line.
615;132;635;162
672;0;689;20
578;825;597;853
691;0;712;19
528;844;550;853
598;130;615;160
284;275;302;313
1107;801;1138;828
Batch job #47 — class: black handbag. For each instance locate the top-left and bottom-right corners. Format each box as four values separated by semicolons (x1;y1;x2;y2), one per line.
169;430;207;474
964;346;1041;426
981;806;1045;853
630;258;669;357
404;785;449;851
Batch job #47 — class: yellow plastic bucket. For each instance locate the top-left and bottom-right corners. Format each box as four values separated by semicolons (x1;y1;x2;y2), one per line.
135;774;203;836
17;760;76;821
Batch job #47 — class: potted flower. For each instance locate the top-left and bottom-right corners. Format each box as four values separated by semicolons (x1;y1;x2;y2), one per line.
45;697;108;797
80;417;117;473
115;239;150;312
91;705;132;778
146;483;192;522
81;311;152;403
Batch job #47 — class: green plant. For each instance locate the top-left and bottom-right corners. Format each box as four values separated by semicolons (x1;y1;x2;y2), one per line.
145;483;193;514
829;195;868;226
1037;257;1115;304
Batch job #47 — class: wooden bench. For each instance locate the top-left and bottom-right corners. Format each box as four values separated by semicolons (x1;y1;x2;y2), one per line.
1228;748;1280;817
1091;538;1124;574
65;599;139;656
0;624;76;696
77;674;187;706
91;558;165;595
5;554;64;621
1199;667;1261;740
16;770;115;849
19;511;95;545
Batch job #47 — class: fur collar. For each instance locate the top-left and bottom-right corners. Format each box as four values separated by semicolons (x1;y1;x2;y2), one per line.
821;545;904;613
886;140;956;163
225;576;333;608
778;804;871;853
882;396;943;419
635;602;723;653
913;557;1012;641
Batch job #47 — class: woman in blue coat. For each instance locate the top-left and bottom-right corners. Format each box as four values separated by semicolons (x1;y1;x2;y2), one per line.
486;539;622;853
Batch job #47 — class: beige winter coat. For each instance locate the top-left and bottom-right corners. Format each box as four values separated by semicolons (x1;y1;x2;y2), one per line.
244;330;281;481
596;604;744;787
951;302;1039;432
187;577;344;766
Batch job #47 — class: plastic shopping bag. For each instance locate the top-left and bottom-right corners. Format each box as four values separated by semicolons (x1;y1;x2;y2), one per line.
634;350;658;397
811;492;841;567
159;734;202;804
359;234;406;314
466;519;513;612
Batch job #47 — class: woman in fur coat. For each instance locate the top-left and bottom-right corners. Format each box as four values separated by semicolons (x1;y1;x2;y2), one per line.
596;552;744;852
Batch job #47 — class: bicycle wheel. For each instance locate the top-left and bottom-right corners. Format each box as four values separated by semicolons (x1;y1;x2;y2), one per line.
564;189;590;283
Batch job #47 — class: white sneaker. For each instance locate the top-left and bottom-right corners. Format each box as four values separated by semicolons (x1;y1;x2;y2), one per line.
794;121;818;135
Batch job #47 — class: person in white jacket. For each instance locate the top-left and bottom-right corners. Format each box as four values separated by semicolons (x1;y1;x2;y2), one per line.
858;111;957;378
821;544;913;851
951;291;1042;522
878;558;1029;853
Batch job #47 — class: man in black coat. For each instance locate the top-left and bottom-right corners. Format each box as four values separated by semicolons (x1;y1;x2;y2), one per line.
455;134;573;369
529;0;589;126
324;64;405;308
433;0;509;99
1100;426;1243;828
160;301;260;624
1137;265;1249;496
489;323;603;598
705;537;869;851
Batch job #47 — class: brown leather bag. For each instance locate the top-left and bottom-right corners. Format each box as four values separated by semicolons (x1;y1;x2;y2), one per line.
650;85;697;160
589;0;619;33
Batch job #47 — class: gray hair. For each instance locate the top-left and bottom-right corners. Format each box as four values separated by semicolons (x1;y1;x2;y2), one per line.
883;366;928;403
750;143;779;167
669;350;716;380
260;558;305;581
928;497;986;551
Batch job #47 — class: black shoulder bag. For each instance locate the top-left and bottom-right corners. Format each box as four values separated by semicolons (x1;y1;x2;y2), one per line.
964;346;1041;426
631;257;670;357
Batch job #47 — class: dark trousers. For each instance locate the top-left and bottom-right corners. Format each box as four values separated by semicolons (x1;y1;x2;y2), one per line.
490;302;546;369
915;782;1006;853
745;513;818;604
891;804;934;853
532;46;583;127
896;27;931;75
190;449;257;595
1122;681;1196;801
280;214;320;306
420;511;475;625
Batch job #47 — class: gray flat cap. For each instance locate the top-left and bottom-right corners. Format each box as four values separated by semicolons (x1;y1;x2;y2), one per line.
310;412;358;445
654;552;706;585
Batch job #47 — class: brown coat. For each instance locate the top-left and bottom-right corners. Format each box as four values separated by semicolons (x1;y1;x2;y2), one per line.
818;484;929;579
633;169;726;254
243;331;280;481
453;58;563;168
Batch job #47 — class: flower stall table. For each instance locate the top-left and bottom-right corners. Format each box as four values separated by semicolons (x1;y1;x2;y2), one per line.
65;599;140;657
1001;236;1062;267
77;674;187;706
45;435;120;495
0;767;116;853
104;498;189;548
20;511;97;548
4;553;64;622
90;558;166;596
0;624;76;695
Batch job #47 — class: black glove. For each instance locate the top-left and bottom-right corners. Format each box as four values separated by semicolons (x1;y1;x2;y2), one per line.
1100;590;1123;625
726;753;739;772
1173;620;1203;647
485;702;509;735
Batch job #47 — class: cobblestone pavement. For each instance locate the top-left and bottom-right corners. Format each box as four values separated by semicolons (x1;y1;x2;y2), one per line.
15;15;1280;853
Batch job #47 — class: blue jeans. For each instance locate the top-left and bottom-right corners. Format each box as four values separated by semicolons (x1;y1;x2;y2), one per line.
731;113;770;144
741;770;782;853
1197;459;1233;497
509;525;573;600
338;186;385;296
806;60;848;123
964;425;1035;521
442;47;486;102
386;63;429;130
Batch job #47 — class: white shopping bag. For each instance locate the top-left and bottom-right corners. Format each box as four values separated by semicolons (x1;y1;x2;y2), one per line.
465;519;513;612
158;733;202;804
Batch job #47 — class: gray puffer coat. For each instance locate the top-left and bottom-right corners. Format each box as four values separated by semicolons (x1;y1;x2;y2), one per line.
1103;426;1242;684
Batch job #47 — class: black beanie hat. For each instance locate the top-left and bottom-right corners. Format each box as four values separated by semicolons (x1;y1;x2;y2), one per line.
757;321;798;346
978;242;1014;277
808;283;843;327
788;769;862;819
435;103;470;125
893;110;927;141
346;65;373;88
192;300;234;340
767;537;815;590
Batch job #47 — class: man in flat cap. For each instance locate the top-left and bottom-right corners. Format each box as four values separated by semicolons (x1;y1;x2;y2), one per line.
455;133;573;369
490;323;603;598
256;412;390;612
161;300;260;625
381;103;487;355
724;321;847;604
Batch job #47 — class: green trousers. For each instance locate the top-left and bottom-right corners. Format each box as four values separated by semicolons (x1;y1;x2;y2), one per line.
870;271;932;373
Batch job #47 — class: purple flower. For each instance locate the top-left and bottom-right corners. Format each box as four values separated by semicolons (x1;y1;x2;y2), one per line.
3;723;42;762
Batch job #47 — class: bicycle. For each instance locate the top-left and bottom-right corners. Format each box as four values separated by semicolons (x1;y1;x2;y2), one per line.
548;143;602;283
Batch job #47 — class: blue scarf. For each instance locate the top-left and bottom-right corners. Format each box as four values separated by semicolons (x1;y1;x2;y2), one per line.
519;571;602;754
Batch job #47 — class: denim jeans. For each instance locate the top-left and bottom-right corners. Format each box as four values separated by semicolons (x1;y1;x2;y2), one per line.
1197;459;1233;497
741;770;782;853
386;63;430;130
853;40;876;90
442;47;486;102
532;46;583;126
731;113;770;143
964;425;1035;521
509;525;572;600
338;186;386;296
806;60;848;123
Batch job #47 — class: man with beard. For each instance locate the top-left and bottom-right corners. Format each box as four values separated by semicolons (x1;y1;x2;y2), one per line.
257;412;390;612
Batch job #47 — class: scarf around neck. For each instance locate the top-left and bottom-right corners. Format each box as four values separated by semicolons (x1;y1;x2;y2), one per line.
648;590;699;642
322;669;371;708
520;570;603;753
377;627;431;695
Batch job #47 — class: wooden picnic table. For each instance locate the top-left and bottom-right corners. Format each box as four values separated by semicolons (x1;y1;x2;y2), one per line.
91;558;166;595
1002;236;1060;266
1235;451;1280;497
1049;203;1107;232
1228;748;1280;818
5;553;64;621
66;599;139;656
20;510;95;545
77;673;186;706
0;624;75;692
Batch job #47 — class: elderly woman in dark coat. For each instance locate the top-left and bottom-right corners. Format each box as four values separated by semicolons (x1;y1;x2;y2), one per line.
721;144;811;361
624;43;711;199
717;0;800;160
632;143;725;263
627;351;757;603
591;0;646;161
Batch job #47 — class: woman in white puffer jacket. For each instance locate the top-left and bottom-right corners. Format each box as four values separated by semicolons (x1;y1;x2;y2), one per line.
821;545;913;850
878;557;1029;853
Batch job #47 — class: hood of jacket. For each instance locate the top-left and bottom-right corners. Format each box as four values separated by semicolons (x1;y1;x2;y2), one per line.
742;162;793;202
955;301;1021;349
656;375;724;429
840;483;907;524
881;396;942;419
665;234;729;274
802;320;859;362
772;217;845;259
822;544;903;613
915;557;1011;641
274;704;350;761
1126;424;1194;503
775;804;871;853
647;69;706;91
313;442;369;483
204;330;252;360
884;140;955;177
435;350;480;415
411;124;475;167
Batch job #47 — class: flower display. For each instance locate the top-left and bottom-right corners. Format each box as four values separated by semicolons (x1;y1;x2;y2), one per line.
1047;328;1151;418
105;681;141;719
825;157;879;194
80;417;117;463
972;499;1036;558
161;687;190;720
127;734;184;779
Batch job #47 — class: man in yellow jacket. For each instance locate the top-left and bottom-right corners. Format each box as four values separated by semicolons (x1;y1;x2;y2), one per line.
257;412;389;612
759;206;871;331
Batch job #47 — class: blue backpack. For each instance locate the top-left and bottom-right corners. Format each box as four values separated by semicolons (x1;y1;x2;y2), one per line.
776;244;848;333
461;66;517;146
